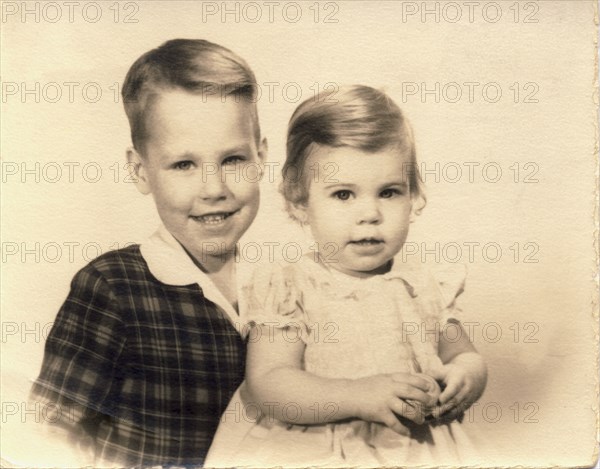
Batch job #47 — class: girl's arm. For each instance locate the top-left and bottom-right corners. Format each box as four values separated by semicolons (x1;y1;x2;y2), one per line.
245;324;438;433
435;320;487;417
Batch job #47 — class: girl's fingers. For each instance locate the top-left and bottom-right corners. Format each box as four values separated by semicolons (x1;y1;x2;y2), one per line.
390;373;435;393
434;401;454;417
387;399;424;425
428;367;447;382
439;377;463;404
450;387;471;411
431;406;463;425
386;412;413;435
380;411;400;430
393;384;437;407
436;385;472;418
390;372;428;390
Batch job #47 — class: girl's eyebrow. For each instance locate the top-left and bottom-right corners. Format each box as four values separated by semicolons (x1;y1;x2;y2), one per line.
323;181;409;190
380;181;409;189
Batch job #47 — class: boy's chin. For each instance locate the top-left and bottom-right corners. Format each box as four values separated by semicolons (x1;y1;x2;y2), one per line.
208;247;237;260
177;237;239;269
201;242;238;260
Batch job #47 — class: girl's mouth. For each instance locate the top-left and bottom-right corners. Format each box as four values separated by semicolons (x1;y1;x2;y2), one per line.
349;238;383;246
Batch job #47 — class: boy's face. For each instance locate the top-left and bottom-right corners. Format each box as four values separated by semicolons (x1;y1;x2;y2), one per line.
130;89;265;269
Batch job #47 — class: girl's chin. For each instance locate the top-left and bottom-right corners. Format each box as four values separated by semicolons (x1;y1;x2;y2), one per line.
333;260;393;278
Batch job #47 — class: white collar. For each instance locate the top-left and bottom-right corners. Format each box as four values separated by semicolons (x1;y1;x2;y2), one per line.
312;251;424;298
139;225;249;333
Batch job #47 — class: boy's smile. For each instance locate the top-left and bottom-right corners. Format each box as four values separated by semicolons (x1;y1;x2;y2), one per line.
191;211;238;225
129;89;266;270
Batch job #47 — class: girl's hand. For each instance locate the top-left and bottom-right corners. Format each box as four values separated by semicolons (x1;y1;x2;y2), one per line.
430;353;487;423
348;373;439;434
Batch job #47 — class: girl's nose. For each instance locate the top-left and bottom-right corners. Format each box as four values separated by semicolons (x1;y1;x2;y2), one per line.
357;200;382;225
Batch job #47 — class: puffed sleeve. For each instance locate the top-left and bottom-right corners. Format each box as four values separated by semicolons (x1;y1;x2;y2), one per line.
431;263;467;324
242;262;308;336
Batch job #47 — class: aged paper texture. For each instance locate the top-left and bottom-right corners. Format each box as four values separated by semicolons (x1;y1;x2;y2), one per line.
1;1;598;467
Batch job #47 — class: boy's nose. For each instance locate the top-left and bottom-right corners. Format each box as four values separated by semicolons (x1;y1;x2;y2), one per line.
200;171;228;200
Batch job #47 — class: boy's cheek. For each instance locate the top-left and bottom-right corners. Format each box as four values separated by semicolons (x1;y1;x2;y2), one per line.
152;190;190;213
237;180;262;202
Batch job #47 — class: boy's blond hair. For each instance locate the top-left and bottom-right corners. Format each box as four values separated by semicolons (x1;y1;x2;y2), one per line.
122;39;260;153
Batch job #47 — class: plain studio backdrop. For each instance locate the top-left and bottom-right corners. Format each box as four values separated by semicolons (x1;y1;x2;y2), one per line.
1;1;597;466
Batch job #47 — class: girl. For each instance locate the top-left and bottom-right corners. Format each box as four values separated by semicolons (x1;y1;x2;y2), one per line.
206;85;487;467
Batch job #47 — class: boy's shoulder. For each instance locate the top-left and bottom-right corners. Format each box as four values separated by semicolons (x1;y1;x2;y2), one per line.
82;244;144;276
73;244;159;290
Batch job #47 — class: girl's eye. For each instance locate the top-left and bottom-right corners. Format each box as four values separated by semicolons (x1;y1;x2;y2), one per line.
173;161;193;170
380;188;401;199
333;190;352;201
222;155;245;166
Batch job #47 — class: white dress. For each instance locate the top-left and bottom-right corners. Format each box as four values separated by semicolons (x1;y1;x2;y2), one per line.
206;254;478;468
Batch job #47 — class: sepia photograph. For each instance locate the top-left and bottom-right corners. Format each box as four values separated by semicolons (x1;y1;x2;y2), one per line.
1;1;598;467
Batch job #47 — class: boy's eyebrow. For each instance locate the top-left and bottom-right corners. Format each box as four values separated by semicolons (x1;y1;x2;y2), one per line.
164;144;253;161
219;143;253;157
169;151;197;160
322;183;358;189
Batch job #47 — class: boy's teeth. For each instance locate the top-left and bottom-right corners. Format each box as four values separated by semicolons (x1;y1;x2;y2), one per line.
195;213;230;224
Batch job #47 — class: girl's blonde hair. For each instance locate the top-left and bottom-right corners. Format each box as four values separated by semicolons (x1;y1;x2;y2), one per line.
282;85;426;220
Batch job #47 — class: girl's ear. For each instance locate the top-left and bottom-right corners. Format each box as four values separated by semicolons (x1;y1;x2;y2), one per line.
126;147;151;195
289;202;309;225
409;202;417;224
409;193;424;223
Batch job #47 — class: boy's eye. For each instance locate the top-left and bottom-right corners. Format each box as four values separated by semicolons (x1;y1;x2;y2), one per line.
333;190;353;201
380;188;402;199
173;161;194;171
222;155;246;166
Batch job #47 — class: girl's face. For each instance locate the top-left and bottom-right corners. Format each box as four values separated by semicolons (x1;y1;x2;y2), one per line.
297;145;414;278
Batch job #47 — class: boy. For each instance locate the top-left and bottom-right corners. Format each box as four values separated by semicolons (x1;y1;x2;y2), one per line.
30;39;267;467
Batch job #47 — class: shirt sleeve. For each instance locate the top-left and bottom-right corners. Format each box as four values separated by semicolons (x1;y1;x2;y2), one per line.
430;263;467;324
31;263;127;422
242;262;308;335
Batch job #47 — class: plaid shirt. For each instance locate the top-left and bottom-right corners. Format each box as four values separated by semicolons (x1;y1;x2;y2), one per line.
31;226;247;467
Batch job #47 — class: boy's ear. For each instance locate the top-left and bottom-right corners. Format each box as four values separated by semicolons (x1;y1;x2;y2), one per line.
258;137;268;162
126;147;152;195
255;137;268;181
